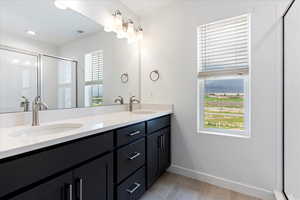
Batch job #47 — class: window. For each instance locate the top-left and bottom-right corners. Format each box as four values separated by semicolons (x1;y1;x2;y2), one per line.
57;59;76;109
84;50;104;107
197;14;251;136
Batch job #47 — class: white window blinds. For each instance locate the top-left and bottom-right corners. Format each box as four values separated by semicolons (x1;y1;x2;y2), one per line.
198;14;250;78
85;50;104;84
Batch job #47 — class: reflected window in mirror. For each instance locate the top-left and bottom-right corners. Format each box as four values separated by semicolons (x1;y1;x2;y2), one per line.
41;56;77;110
84;50;104;107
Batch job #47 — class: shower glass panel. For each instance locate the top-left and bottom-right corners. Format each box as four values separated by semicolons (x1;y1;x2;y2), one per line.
0;48;38;113
41;55;77;110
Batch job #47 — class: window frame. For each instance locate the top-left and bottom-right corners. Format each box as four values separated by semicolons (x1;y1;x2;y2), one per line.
84;50;104;107
197;14;251;137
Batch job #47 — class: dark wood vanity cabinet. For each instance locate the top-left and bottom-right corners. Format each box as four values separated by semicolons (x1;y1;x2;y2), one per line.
72;153;114;200
0;115;171;200
10;154;114;200
146;121;171;188
9;172;73;200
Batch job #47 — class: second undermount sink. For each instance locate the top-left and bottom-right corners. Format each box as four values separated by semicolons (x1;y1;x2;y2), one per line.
132;110;156;115
9;123;83;137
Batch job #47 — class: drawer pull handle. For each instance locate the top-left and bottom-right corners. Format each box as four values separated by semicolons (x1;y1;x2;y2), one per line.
76;178;83;200
65;184;73;200
126;182;141;194
129;131;141;136
128;152;141;160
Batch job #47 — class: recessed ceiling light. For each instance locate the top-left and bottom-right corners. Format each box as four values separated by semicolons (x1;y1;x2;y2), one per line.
54;0;68;10
26;30;36;36
24;61;31;66
12;59;20;64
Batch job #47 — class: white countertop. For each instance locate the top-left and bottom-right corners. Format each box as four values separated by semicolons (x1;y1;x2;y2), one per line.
0;109;172;160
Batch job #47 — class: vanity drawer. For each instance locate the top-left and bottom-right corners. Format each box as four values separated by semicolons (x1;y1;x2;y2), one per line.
117;138;145;183
116;122;145;146
117;167;146;200
0;131;113;198
147;115;170;134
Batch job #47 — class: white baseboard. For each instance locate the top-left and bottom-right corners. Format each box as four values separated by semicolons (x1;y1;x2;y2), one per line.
168;164;275;200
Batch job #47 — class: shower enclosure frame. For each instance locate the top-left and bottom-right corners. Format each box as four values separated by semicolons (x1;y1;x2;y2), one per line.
0;44;78;111
283;0;296;199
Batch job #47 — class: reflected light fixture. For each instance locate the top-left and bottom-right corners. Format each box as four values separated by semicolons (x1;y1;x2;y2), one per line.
12;59;20;64
104;10;144;44
24;61;31;66
26;30;36;36
137;27;143;41
114;10;123;33
54;0;69;10
127;20;135;37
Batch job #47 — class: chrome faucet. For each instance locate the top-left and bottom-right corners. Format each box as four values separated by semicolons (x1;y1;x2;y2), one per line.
32;96;48;126
20;96;30;112
114;96;124;104
129;96;140;112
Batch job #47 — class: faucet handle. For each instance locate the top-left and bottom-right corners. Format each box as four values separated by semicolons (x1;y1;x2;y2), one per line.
130;96;136;101
33;96;41;103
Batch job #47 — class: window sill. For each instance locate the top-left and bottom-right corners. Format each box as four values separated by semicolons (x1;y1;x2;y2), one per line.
198;130;250;139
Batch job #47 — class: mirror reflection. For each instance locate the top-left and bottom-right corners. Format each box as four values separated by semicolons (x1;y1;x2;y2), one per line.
0;0;140;113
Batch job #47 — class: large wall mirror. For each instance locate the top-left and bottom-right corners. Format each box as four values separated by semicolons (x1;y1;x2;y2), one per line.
0;0;140;113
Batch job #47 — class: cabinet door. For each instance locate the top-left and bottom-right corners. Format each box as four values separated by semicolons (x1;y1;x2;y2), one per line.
159;127;171;174
146;131;161;188
10;172;73;200
73;153;113;200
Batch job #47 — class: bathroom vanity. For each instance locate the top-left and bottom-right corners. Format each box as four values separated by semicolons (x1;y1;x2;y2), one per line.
0;113;171;200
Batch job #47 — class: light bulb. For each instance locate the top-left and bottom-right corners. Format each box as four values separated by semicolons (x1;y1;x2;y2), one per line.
54;0;68;10
137;27;143;41
114;10;123;33
126;20;135;38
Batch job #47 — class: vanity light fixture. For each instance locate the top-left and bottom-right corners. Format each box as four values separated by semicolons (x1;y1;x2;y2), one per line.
26;30;36;36
54;0;69;10
104;10;143;44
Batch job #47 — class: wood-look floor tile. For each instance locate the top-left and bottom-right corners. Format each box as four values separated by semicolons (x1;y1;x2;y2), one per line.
140;173;261;200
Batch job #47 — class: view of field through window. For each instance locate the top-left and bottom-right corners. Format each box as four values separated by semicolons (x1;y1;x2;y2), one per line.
204;79;245;131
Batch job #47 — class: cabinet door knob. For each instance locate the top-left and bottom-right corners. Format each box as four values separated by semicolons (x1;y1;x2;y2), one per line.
126;182;141;194
65;184;73;200
128;152;141;160
128;131;141;136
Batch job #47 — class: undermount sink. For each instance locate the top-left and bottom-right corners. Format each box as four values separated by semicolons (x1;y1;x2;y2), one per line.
132;110;156;115
10;123;83;137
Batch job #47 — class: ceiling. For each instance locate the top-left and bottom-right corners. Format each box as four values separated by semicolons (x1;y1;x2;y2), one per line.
120;0;291;17
120;0;175;16
0;0;102;46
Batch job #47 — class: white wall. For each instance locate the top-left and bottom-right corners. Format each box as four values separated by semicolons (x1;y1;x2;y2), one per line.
140;1;284;199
